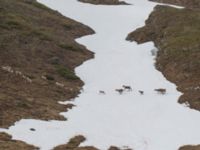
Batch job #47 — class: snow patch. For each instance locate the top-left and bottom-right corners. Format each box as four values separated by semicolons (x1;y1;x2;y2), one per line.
1;0;200;150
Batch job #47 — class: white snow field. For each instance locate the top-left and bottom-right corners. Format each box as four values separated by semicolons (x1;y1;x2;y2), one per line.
1;0;200;150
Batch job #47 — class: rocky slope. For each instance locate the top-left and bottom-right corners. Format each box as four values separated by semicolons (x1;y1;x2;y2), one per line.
78;0;128;5
150;0;200;9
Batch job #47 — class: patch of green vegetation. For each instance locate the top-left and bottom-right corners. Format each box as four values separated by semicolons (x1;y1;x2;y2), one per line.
45;75;55;81
129;5;200;78
0;43;7;49
0;24;9;30
19;28;52;41
62;24;73;30
24;1;51;11
56;66;79;80
161;21;200;62
30;29;52;41
143;7;200;66
32;2;50;11
0;13;28;30
25;74;35;79
16;100;31;108
5;20;22;29
58;42;82;51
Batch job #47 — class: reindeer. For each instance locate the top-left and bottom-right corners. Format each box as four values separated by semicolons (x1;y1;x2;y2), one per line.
139;90;144;95
122;85;132;91
154;88;166;94
99;90;106;95
115;89;124;95
30;128;36;131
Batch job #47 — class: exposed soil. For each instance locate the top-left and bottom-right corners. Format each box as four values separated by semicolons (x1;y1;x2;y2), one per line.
0;0;95;128
127;4;200;150
78;0;129;5
150;0;200;9
0;132;38;150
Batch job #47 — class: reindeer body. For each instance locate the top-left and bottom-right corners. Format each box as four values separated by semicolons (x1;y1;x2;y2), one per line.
154;88;166;94
122;85;132;91
115;89;124;94
99;90;106;94
139;90;144;95
30;128;36;131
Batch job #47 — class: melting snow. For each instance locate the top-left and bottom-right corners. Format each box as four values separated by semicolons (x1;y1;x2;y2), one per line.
1;0;200;150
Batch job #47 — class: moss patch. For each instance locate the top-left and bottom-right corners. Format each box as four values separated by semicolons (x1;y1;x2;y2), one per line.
56;66;79;80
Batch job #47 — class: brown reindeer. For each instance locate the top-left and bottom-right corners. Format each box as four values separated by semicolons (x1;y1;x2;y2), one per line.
99;90;106;94
154;88;166;94
122;85;132;91
115;89;124;95
139;90;144;95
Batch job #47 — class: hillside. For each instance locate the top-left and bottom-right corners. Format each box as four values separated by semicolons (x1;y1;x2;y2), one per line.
0;0;94;129
127;5;200;112
0;0;95;129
